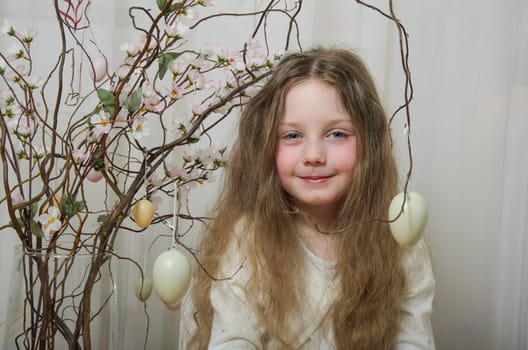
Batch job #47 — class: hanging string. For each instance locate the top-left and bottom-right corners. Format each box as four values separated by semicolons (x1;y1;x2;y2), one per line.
171;182;179;249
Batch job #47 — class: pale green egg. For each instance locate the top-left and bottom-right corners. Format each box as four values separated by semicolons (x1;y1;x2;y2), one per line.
134;277;153;301
388;191;428;246
152;250;191;308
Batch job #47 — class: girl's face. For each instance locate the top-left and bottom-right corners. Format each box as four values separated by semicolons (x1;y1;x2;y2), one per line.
275;79;357;223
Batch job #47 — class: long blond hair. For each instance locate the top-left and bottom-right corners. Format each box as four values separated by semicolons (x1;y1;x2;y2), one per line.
188;48;405;349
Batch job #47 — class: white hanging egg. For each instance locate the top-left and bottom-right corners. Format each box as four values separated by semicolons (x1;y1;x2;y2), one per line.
152;249;191;309
134;277;153;301
89;55;107;82
388;191;428;246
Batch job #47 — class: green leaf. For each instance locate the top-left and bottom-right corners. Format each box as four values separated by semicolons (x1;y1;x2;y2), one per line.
169;2;183;13
14;217;25;229
60;195;84;219
158;52;182;79
97;88;114;106
97;214;108;223
156;0;168;10
119;93;128;107
29;202;39;219
91;105;102;115
156;0;182;16
127;88;143;113
96;88;116;114
93;158;105;171
74;201;85;213
30;219;44;238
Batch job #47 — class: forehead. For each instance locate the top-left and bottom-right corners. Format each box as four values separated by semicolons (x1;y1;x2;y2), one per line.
281;78;350;121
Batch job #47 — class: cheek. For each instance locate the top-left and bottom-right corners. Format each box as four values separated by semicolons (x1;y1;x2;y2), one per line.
275;145;296;177
334;144;357;177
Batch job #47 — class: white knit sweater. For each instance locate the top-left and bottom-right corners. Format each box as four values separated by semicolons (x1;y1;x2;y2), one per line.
179;234;435;349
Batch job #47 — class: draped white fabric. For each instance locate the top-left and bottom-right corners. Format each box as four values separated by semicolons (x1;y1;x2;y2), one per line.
0;1;526;349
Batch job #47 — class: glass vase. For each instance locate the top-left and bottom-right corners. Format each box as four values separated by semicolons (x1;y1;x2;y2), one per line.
3;245;122;350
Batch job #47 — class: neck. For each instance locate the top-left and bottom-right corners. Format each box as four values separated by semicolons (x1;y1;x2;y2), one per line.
294;215;338;262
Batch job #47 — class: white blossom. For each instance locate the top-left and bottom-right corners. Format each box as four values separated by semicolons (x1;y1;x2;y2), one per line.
37;206;62;239
1;19;15;36
90;111;112;138
130;116;150;141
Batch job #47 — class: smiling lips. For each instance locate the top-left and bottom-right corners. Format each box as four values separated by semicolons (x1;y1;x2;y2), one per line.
299;175;334;184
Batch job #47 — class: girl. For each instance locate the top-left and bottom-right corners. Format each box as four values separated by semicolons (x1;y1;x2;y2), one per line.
179;48;435;349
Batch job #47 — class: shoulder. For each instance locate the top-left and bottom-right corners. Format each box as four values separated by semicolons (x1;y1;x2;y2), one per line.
401;239;435;291
395;239;436;349
216;218;253;276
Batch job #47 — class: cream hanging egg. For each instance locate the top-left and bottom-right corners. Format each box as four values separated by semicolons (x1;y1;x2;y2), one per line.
134;277;153;301
152;249;191;309
388;191;428;246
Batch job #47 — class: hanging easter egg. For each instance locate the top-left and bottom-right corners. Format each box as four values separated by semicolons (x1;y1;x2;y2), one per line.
86;167;104;182
132;199;155;228
152;249;191;309
89;55;107;82
388;191;428;246
134;277;153;301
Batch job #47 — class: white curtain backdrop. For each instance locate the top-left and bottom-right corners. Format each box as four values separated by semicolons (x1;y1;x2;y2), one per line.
1;1;526;349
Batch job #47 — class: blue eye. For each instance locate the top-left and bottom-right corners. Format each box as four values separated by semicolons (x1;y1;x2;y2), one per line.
283;132;301;140
329;130;348;139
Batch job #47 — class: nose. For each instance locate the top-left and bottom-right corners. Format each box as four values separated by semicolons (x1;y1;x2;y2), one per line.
303;140;326;165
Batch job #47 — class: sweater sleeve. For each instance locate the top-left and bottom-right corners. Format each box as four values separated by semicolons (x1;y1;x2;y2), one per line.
394;239;436;350
207;234;265;350
208;270;263;349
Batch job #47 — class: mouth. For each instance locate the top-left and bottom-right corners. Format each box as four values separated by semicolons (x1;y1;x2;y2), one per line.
299;175;334;184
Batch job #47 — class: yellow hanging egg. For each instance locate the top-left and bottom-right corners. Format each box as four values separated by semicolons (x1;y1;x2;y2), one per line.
132;199;155;228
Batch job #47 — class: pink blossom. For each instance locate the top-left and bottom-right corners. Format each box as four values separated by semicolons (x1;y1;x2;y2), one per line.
5;64;27;83
146;172;164;187
199;43;215;58
190;101;206;115
143;95;164;113
120;40;141;57
167;82;184;100
165;21;189;38
72;148;88;164
7;44;27;60
187;69;205;89
215;43;228;61
26;75;43;91
142;81;156;97
227;52;245;71
169;58;187;76
17;28;38;45
140;34;157;51
166;162;187;178
172;112;193;137
1;19;15;36
116;64;131;79
115;108;128;122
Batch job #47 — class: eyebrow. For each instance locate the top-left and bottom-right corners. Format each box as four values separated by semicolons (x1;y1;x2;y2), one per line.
278;118;354;127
